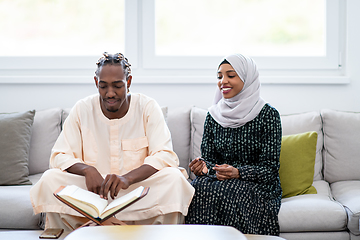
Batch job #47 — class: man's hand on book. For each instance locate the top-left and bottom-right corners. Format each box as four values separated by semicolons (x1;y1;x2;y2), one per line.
83;166;105;195
100;174;130;200
66;163;104;195
66;163;157;200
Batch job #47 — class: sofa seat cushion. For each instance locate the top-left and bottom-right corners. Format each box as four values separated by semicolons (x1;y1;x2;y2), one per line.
331;181;360;235
279;180;347;232
280;232;350;240
0;173;43;229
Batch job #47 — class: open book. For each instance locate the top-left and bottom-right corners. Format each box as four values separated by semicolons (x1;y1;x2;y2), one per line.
54;185;149;224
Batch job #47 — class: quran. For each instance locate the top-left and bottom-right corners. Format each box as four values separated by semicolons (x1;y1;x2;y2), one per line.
54;185;149;224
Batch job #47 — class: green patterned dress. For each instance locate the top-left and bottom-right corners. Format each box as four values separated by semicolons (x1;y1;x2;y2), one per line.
185;104;282;236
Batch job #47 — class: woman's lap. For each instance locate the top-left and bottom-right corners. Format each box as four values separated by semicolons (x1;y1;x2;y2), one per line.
186;176;279;235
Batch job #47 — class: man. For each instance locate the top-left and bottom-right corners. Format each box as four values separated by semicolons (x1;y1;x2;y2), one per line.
30;52;194;230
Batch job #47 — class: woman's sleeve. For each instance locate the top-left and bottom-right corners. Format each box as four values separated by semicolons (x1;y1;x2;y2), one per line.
200;113;219;171
238;108;282;184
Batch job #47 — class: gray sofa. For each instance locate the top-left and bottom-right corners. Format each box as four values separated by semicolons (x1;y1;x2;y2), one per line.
1;106;360;240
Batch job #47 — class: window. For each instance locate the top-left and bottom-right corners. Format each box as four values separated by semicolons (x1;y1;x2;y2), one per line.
143;0;342;70
156;0;325;57
0;0;125;69
0;0;346;84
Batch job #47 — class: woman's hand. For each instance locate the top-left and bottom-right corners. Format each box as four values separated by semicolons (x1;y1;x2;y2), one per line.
189;157;208;176
213;164;240;181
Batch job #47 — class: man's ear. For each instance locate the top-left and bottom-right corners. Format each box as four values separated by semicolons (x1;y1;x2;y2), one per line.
94;76;99;88
127;75;132;90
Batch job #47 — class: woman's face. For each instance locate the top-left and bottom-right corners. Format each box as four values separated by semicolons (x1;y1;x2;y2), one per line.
217;63;244;99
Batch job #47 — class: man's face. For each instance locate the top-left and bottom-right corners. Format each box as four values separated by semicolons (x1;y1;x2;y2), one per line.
94;64;131;119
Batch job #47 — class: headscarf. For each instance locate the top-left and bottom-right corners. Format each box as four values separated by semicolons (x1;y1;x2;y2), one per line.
208;54;266;128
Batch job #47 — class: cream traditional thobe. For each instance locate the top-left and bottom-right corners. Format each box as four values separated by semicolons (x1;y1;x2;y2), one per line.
30;93;194;227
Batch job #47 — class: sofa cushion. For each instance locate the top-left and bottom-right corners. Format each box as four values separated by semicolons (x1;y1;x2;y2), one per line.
280;111;323;181
190;107;207;161
279;180;347;232
331;181;360;235
61;108;72;127
0;173;43;229
280;232;350;240
189;107;208;179
321;109;360;183
28;108;62;175
0;110;35;185
167;106;192;172
279;132;318;198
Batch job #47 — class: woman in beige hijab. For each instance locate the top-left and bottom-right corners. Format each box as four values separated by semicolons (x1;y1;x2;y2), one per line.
186;54;282;236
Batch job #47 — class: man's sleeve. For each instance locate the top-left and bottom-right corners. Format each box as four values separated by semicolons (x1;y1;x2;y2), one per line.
49;105;84;171
143;100;179;170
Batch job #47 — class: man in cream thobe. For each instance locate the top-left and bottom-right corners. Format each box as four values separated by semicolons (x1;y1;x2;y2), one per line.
30;93;194;230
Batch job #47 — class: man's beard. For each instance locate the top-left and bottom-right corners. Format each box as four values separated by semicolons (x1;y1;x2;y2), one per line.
106;107;119;113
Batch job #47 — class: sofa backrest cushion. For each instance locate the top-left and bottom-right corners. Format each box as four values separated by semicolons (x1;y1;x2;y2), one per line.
62;108;72;126
281;111;323;181
167;106;192;172
321;109;360;183
28;108;62;175
189;107;208;179
190;107;207;161
0;110;35;185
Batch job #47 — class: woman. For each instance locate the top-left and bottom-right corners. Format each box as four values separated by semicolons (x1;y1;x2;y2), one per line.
185;54;282;236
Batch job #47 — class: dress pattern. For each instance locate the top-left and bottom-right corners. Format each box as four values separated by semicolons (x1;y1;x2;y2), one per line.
185;104;282;236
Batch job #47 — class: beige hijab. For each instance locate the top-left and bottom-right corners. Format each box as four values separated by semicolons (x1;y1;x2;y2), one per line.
208;54;266;128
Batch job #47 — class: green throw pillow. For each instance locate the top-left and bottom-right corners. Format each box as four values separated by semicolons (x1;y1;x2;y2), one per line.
0;110;35;185
279;131;318;198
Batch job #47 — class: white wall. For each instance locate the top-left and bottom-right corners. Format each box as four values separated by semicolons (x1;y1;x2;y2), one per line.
0;0;359;115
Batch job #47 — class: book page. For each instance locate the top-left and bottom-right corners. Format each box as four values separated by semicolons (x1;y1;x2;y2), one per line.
58;185;108;218
100;186;144;219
